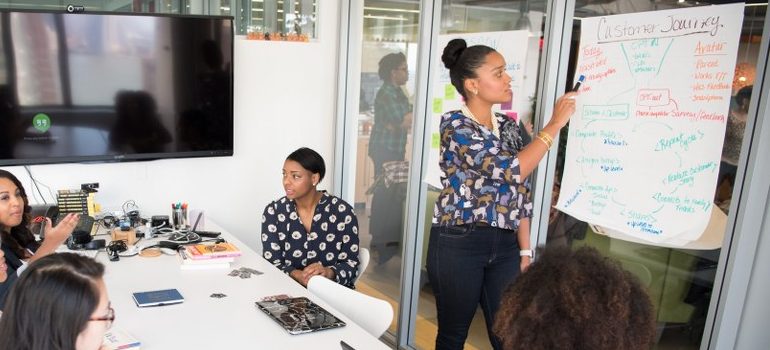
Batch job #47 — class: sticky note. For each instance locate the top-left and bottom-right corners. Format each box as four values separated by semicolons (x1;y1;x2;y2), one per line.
444;84;456;100
433;98;443;114
432;133;440;149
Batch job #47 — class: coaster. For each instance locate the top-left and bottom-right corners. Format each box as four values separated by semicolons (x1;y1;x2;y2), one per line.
139;248;162;257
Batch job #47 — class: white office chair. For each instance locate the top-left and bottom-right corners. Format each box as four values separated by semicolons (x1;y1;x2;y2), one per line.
307;275;393;337
356;247;370;282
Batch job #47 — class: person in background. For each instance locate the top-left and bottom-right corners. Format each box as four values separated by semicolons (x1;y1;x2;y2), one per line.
0;253;112;350
109;90;172;154
493;246;656;350
716;85;752;208
368;52;412;266
261;147;360;288
0;169;79;309
428;38;576;350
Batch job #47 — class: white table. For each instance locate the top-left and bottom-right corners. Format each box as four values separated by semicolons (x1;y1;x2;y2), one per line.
99;222;390;350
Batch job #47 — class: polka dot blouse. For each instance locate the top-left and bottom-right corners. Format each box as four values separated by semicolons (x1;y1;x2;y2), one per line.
261;192;360;288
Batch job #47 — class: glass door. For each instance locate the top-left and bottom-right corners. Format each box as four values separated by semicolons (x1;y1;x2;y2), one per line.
351;0;421;342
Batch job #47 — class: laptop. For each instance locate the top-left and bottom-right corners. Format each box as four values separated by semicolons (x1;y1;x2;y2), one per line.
255;297;346;335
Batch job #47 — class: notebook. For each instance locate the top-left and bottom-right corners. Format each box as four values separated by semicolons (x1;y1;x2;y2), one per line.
132;289;185;307
255;296;346;335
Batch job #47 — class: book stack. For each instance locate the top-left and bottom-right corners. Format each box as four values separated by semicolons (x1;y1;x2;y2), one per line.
102;326;141;349
177;242;242;270
56;189;96;216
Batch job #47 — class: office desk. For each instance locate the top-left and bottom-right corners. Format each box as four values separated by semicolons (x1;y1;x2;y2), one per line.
100;222;390;350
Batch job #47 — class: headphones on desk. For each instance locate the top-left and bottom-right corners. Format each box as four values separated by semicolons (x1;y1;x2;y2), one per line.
67;237;106;251
106;240;128;261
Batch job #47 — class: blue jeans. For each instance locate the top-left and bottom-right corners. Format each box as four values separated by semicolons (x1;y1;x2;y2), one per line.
426;224;520;350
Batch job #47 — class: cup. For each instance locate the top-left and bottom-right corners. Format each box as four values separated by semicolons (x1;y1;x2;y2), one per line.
172;208;187;230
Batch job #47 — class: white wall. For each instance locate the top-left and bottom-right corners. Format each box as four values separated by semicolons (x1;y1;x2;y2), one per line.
4;2;341;252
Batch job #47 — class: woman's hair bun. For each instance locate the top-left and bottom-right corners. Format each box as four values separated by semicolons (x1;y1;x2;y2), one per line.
441;38;467;70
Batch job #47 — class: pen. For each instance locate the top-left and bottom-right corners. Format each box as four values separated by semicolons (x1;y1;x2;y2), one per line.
572;74;585;92
192;211;203;231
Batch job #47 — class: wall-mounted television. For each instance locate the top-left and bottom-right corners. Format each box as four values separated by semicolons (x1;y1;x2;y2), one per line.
0;10;233;166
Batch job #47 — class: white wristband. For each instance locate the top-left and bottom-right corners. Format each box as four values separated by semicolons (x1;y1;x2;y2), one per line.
519;249;533;257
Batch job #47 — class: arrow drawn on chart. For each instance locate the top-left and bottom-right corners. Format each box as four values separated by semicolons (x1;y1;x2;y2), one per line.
608;85;637;105
620;43;634;76
669;182;683;194
656;39;675;77
652;204;665;214
674;151;682;167
611;195;627;207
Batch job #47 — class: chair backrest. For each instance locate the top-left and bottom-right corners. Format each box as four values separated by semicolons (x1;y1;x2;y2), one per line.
357;247;370;282
307;276;393;337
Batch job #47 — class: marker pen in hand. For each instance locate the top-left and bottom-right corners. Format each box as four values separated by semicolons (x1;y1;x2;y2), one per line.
572;74;585;92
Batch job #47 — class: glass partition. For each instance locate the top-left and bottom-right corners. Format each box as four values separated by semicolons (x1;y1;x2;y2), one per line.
352;0;421;342
544;2;766;349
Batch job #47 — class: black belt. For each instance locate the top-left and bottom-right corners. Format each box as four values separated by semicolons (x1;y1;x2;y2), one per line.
457;222;490;229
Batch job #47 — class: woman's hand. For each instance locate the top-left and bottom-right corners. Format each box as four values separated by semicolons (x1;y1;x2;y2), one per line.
291;262;334;287
44;213;79;245
520;256;532;272
549;92;578;129
290;269;308;286
302;262;334;282
401;112;413;129
28;213;80;263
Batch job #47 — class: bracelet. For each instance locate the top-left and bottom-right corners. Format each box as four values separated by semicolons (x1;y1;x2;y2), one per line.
537;131;554;144
536;135;552;149
519;249;533;257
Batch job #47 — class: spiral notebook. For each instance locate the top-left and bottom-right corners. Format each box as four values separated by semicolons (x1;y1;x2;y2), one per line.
255;296;346;335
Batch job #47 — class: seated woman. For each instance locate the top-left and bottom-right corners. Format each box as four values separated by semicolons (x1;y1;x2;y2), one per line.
0;169;79;309
493;246;655;350
0;253;111;350
261;147;360;288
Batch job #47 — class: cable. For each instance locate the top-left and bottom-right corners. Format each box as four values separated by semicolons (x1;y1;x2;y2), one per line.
122;200;140;216
23;166;47;205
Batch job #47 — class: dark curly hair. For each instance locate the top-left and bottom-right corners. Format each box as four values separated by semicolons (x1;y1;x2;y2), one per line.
0;169;36;260
286;147;326;183
493;246;655;350
378;52;406;81
441;38;496;99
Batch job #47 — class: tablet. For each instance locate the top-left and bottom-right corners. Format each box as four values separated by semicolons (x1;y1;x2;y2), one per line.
255;297;346;335
132;289;185;307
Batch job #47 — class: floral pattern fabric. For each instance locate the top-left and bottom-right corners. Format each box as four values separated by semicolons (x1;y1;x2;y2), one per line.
261;192;360;288
432;110;533;231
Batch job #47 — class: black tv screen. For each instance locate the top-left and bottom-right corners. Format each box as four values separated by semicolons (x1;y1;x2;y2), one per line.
0;11;233;166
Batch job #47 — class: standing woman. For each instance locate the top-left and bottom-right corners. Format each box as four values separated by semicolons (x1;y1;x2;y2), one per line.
0;169;79;309
368;52;412;265
262;147;360;288
427;38;576;349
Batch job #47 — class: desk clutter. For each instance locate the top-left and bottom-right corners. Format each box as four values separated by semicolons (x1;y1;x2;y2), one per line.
27;188;390;349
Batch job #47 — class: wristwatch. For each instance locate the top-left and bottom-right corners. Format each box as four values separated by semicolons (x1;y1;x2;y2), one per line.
519;249;533;258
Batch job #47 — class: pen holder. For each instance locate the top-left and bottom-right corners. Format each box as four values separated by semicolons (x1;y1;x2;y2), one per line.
172;208;187;230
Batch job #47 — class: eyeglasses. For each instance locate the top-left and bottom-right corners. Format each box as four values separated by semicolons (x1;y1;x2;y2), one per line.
90;304;115;329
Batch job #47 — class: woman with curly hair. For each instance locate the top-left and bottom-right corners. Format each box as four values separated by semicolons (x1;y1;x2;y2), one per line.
0;169;79;309
493;246;656;350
